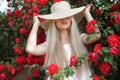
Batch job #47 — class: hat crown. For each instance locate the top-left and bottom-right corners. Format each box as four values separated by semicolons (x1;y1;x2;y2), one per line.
51;1;71;13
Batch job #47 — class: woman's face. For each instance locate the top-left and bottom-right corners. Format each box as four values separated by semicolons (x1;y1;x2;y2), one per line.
55;17;71;31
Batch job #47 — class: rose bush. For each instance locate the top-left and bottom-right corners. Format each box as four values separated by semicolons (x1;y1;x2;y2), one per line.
0;0;120;80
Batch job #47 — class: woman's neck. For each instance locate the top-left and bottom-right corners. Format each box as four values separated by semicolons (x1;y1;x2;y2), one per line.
59;30;70;44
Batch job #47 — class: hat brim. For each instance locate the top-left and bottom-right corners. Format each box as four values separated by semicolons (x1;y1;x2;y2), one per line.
39;6;85;30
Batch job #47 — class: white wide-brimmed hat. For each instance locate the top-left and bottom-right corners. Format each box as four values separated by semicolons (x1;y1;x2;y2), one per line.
38;1;85;30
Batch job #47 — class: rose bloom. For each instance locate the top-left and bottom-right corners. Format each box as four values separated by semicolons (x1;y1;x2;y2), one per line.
8;65;13;73
0;73;6;80
8;20;13;28
15;37;20;44
114;14;120;24
69;55;77;67
0;64;6;72
7;9;11;16
112;3;119;11
36;0;48;6
110;47;119;56
94;61;100;67
107;34;119;47
26;57;34;65
54;0;62;3
13;46;23;55
38;54;45;66
22;13;28;19
85;20;97;34
94;43;102;54
100;62;111;75
20;28;28;37
14;9;21;18
15;56;26;65
32;69;39;78
25;76;30;80
17;65;22;73
27;9;32;15
95;8;100;15
32;3;38;13
92;75;101;80
48;64;59;76
88;52;97;62
7;3;10;7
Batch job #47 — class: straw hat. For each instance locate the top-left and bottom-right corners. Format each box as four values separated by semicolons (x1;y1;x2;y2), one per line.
38;1;85;30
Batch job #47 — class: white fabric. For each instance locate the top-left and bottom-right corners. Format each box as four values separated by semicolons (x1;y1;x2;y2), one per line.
47;43;92;80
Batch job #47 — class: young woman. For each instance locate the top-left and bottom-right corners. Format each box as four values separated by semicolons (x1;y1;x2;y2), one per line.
25;1;101;80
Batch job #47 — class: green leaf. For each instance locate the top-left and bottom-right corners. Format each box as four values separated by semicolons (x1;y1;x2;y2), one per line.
102;47;109;53
104;56;113;62
86;35;91;42
108;29;114;34
91;33;97;38
103;30;108;37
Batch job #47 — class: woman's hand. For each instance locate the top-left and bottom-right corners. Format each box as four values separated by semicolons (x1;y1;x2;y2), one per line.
83;4;93;22
84;4;92;14
33;16;40;23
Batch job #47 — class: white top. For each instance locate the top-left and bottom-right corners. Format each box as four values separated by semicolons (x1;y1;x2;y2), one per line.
47;43;92;80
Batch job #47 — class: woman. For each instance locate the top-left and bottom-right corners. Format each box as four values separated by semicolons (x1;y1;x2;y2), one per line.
25;1;101;80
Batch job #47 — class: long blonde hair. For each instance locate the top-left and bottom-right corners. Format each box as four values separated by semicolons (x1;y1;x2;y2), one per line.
42;17;88;69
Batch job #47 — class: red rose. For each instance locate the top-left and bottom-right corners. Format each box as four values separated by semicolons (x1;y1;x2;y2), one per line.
27;9;32;15
94;62;100;67
24;0;33;3
14;46;23;55
54;0;62;3
0;64;6;72
94;43;102;54
32;4;38;13
14;9;21;18
92;75;101;80
32;69;39;78
7;9;11;16
11;69;16;75
38;54;45;66
8;75;13;80
86;20;97;34
22;13;28;19
0;73;6;80
100;62;111;75
8;20;13;28
107;34;119;47
36;0;48;6
17;66;22;73
25;20;29;26
95;8;100;15
33;58;39;64
15;37;20;44
8;65;13;73
26;57;34;65
48;64;59;76
25;76;30;80
15;56;26;65
69;55;77;67
109;11;117;16
20;28;28;37
112;3;119;11
88;52;97;62
114;14;120;24
110;47;119;56
7;3;10;7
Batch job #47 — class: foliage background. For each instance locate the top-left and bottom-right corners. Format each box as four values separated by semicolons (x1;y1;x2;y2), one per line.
0;0;120;80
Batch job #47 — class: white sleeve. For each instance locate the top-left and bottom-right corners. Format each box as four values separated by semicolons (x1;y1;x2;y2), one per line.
80;33;86;38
